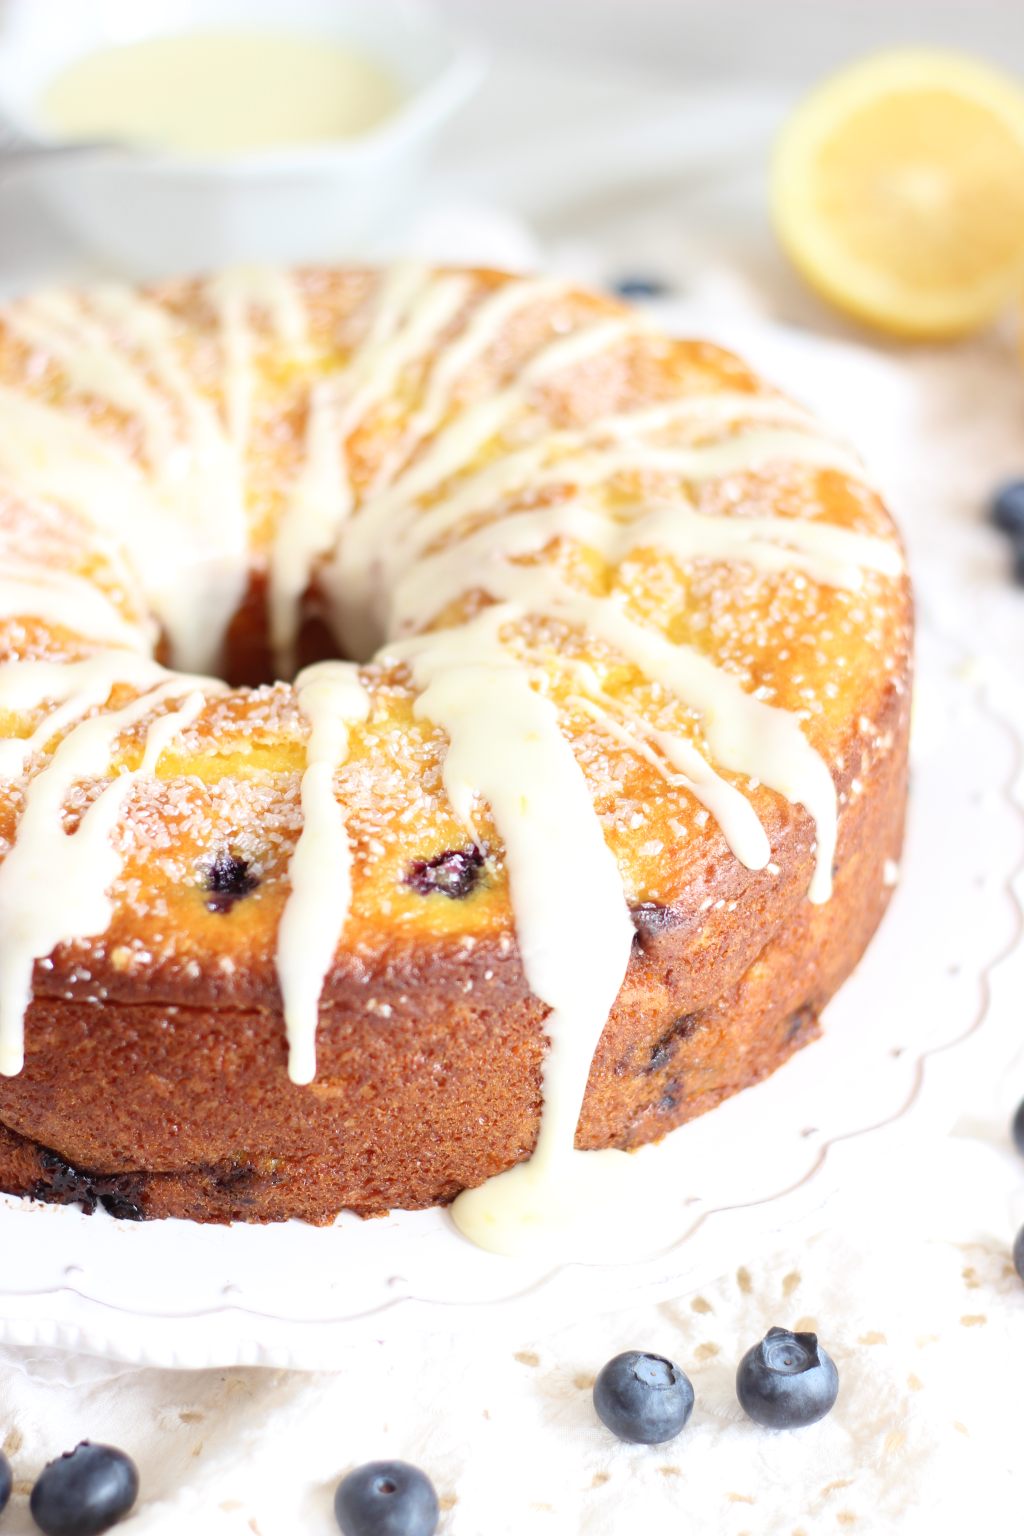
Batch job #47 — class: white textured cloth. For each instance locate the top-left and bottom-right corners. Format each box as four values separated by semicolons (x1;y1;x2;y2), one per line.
2;1129;1023;1534
2;45;1024;1536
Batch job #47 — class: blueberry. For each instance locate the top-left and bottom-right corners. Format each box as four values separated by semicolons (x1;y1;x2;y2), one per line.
612;275;671;300
406;846;484;900
1012;1099;1024;1157
592;1350;695;1444
736;1327;839;1429
1013;535;1024;587
1014;1225;1024;1282
0;1449;11;1515
990;480;1024;536
630;901;681;945
30;1151;145;1221
204;850;258;913
30;1442;138;1536
334;1461;439;1536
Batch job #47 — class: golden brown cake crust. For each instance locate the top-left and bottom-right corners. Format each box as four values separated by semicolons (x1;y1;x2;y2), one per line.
0;662;909;1223
0;267;913;1223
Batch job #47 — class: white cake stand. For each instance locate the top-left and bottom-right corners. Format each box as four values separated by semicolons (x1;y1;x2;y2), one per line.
0;318;1020;1369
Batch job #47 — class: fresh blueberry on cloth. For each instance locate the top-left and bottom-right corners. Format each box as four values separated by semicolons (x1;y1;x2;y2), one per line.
30;1442;138;1536
334;1461;439;1536
593;1350;695;1443
1013;1225;1024;1283
736;1327;839;1428
1011;1098;1024;1157
990;480;1024;537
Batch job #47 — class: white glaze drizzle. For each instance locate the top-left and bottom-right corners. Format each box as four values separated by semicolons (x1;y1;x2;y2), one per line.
396;428;869;574
0;675;208;1075
212;266;309;353
0;653;167;778
85;284;249;668
275;661;369;1084
0;284;247;674
382;577;835;1249
331;425;872;662
384;548;835;1244
327;314;641;653
562;662;771;873
371;386;827;546
268;267;472;675
411;276;567;436
388;496;902;636
475;561;838;902
595;390;820;438
0;384;179;624
364;276;570;497
4;290;180;467
0;567;152;650
206;266;310;450
386;609;636;1251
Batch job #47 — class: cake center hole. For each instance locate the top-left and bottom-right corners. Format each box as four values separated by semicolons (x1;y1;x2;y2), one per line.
217;602;363;689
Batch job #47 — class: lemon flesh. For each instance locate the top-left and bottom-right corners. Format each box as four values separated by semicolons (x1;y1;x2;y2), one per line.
773;50;1024;338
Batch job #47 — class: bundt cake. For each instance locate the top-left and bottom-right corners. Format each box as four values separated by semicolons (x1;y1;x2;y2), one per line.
0;265;911;1249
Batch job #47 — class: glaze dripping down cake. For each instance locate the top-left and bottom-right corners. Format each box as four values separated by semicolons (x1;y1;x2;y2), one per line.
0;266;911;1242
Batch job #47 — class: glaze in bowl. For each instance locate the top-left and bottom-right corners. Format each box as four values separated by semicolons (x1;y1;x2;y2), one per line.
0;0;483;272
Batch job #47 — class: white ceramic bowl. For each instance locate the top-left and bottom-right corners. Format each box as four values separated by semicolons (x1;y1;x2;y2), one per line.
0;0;483;275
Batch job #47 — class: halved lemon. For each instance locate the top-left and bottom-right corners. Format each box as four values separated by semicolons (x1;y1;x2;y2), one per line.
772;50;1024;338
